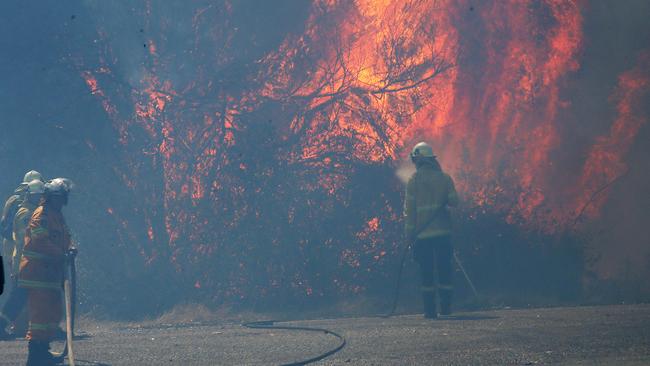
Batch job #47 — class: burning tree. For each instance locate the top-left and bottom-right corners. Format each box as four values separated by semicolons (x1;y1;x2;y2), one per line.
4;0;644;316
73;0;462;311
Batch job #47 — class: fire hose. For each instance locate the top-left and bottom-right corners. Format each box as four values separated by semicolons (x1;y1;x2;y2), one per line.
53;248;77;366
242;320;346;366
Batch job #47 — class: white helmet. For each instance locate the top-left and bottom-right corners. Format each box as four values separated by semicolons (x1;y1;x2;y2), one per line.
410;142;435;159
23;170;43;183
45;178;74;196
27;180;46;195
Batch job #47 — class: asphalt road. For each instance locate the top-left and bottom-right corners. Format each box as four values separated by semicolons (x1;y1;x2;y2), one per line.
1;304;649;365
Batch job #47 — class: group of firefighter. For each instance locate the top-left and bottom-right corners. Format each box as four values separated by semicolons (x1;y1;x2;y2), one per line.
0;170;74;365
0;141;457;365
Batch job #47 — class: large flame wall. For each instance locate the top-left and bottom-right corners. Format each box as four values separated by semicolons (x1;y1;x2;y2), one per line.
1;1;648;316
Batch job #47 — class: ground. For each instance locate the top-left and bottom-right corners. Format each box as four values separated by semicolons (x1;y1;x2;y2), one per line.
0;304;649;365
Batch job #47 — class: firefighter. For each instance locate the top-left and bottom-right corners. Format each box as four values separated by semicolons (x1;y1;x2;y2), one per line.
0;180;46;339
18;178;73;366
404;142;458;319
0;172;44;339
2;171;43;266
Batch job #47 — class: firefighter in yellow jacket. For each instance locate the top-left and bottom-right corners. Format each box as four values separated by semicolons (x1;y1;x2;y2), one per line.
404;142;458;319
18;178;73;365
0;180;45;340
2;171;43;261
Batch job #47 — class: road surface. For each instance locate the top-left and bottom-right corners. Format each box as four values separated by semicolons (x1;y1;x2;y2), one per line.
0;304;648;365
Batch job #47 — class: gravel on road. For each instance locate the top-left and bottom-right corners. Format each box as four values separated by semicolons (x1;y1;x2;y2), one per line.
0;304;648;365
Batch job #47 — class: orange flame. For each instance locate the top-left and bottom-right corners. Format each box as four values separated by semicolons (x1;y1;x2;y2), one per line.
74;1;649;299
575;52;650;220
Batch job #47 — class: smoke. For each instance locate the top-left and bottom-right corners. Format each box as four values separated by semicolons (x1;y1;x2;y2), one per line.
70;0;650;312
395;158;415;185
2;0;650;317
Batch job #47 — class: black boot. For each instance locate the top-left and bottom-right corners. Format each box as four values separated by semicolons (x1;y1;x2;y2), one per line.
422;291;437;319
26;341;56;366
439;288;453;316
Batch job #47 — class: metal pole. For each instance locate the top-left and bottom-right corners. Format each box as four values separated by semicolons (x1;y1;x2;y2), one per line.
64;278;76;366
453;251;478;299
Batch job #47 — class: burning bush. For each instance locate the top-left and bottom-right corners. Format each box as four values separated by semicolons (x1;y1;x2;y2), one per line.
1;0;648;318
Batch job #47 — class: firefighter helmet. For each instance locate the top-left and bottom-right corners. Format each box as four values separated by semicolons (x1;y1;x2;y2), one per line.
44;178;73;196
23;170;43;183
410;142;435;159
27;180;45;195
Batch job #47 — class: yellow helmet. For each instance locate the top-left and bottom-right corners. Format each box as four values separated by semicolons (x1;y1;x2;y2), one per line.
410;142;435;159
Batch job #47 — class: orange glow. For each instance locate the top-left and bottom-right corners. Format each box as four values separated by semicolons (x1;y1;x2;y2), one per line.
575;52;650;220
257;0;588;230
75;1;649;298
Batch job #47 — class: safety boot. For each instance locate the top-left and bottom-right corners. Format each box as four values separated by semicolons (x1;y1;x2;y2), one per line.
422;291;437;319
26;341;57;366
439;287;453;316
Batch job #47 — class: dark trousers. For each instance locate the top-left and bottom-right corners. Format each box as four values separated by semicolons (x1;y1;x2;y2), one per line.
413;235;453;316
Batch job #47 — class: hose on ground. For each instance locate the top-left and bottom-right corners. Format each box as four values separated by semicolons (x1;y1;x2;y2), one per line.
242;320;346;366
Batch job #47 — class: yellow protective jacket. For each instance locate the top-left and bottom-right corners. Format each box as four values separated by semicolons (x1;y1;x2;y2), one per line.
11;201;38;276
1;190;24;260
404;164;458;239
18;206;71;290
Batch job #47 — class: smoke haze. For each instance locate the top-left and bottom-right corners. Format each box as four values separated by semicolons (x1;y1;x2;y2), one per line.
0;0;648;319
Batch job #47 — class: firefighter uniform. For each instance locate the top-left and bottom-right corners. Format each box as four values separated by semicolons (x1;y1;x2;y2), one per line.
13;200;39;280
0;198;39;338
404;142;458;318
2;171;41;263
1;178;44;339
0;202;36;337
1;189;24;266
18;205;71;341
19;178;73;365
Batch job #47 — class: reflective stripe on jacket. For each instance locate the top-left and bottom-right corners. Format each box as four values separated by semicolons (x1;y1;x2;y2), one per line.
404;164;458;239
18;206;71;290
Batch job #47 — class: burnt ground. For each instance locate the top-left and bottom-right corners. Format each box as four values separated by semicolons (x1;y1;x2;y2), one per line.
0;304;649;365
